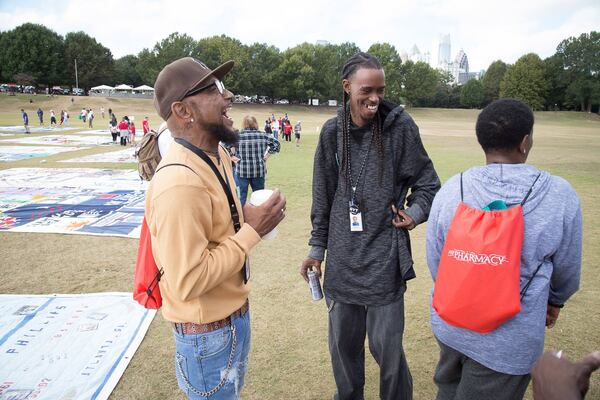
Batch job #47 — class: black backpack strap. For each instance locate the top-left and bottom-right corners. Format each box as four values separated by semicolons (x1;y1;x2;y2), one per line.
174;138;241;232
518;173;543;299
520;260;545;300
460;172;464;202
155;163;197;175
521;173;542;206
174;138;248;283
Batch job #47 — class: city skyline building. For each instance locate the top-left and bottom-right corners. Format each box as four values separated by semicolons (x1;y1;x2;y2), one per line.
437;34;451;68
400;36;483;85
408;44;430;64
453;48;469;84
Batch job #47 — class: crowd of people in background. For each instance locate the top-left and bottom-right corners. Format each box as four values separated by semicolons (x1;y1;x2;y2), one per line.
109;110;144;147
18;104;154;150
264;112;301;146
20;107;73;133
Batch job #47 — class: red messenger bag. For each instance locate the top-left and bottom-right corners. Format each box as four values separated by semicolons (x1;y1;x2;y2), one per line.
432;173;541;333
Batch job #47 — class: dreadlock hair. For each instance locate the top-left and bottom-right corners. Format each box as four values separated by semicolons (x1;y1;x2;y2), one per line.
341;52;385;189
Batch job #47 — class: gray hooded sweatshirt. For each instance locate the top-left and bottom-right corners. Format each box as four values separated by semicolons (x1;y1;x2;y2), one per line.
310;101;440;306
426;163;582;375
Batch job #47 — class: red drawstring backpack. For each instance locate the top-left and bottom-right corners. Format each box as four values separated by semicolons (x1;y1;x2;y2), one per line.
132;162;194;309
133;152;245;309
133;163;199;309
432;173;541;333
133;216;163;309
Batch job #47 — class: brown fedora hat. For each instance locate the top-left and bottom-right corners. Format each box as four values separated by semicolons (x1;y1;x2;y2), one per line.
153;57;234;120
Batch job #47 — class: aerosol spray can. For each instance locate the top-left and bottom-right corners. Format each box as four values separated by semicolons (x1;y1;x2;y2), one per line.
307;269;323;301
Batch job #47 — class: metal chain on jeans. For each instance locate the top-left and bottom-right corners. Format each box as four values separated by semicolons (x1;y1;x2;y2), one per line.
176;322;238;397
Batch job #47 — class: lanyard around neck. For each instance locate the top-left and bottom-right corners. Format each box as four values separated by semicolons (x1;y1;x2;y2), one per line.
346;121;374;199
174;137;240;232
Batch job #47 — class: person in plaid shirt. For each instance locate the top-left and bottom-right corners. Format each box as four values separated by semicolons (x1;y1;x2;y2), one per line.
232;115;280;205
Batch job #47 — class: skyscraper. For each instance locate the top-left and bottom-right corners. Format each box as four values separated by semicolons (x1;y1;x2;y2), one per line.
438;34;451;68
453;49;470;84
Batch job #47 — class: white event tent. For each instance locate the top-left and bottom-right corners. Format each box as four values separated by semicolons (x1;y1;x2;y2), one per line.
90;84;114;94
114;84;133;92
133;85;154;94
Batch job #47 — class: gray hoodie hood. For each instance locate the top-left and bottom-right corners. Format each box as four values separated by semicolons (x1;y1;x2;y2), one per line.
463;163;551;215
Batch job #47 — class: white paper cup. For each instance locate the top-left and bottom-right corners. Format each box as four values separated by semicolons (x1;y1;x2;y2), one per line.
249;189;278;240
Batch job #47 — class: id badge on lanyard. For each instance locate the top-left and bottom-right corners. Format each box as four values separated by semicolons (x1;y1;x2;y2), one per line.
349;188;363;232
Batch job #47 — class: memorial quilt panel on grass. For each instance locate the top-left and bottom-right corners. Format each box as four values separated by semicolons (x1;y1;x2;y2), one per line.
1;135;113;146
0;168;146;238
59;149;137;164
0;293;155;400
0;146;85;162
0;126;77;134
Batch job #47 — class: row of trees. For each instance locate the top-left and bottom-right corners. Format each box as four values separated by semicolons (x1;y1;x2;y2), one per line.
0;23;598;111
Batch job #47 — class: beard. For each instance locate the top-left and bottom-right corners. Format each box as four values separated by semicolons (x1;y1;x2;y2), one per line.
203;122;239;146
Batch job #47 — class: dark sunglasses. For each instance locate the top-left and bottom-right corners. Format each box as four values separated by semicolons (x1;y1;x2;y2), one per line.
184;79;225;98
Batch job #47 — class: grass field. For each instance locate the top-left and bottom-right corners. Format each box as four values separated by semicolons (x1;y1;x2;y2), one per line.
0;94;599;399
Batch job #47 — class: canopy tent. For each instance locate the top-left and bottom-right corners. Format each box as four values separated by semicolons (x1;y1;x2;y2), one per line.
133;85;154;92
90;85;114;91
114;84;133;91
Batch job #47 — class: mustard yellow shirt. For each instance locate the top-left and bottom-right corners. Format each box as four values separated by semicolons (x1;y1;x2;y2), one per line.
145;142;260;323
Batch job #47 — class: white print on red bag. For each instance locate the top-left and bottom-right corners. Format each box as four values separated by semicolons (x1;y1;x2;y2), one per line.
447;249;509;267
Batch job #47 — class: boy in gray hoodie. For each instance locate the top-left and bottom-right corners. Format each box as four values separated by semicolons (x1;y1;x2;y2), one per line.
426;99;582;400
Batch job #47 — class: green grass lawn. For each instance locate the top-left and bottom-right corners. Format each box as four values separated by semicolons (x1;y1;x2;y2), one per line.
1;94;599;399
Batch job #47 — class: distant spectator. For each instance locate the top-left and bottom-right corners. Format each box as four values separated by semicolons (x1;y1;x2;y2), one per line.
88;109;94;128
50;110;57;127
80;108;87;122
21;109;30;134
232;115;280;205
142;116;150;135
130;121;136;145
60;110;64;125
264;119;272;135
278;117;283;136
63;111;70;126
271;117;280;140
109;113;118;143
294;120;302;147
100;107;105;119
36;108;43;125
283;120;293;142
118;117;129;146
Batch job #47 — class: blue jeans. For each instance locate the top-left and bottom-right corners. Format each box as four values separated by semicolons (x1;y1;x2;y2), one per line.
235;176;265;206
173;312;251;399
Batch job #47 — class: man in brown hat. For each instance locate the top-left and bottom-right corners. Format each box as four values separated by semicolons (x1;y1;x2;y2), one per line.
146;57;286;399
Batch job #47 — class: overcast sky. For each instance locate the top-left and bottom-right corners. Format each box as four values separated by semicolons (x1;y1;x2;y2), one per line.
0;0;598;71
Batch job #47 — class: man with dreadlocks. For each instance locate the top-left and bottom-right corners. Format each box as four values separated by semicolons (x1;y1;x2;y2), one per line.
300;52;440;400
